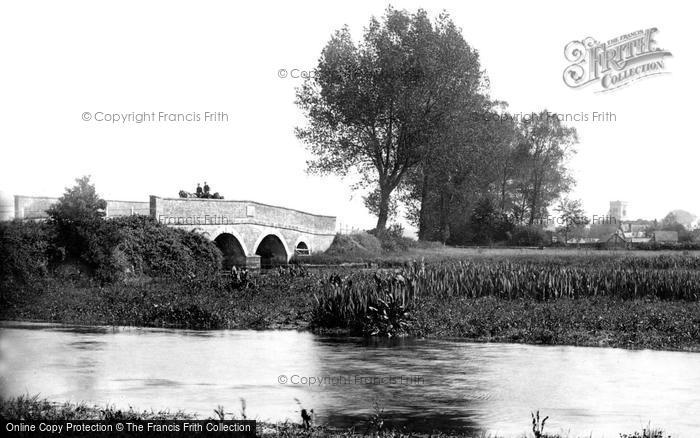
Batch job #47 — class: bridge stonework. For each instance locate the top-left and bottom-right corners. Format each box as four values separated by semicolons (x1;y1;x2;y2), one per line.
150;196;336;268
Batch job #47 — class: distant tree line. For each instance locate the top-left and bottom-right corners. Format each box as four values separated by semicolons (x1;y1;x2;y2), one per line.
296;7;577;245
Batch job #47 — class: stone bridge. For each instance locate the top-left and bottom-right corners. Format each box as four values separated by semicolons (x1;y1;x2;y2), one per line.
150;196;336;268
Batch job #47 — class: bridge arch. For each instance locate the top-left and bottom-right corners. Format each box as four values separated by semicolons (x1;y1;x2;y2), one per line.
214;232;248;269
294;236;311;255
254;232;289;267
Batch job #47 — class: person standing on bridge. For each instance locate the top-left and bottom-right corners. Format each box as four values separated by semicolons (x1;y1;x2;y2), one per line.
196;183;203;197
203;181;210;197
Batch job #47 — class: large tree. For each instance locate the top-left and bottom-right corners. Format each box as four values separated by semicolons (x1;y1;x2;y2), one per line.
404;108;578;244
296;7;483;230
516;111;578;225
402;103;520;242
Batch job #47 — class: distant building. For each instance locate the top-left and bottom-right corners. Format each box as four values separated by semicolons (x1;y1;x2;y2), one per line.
607;201;656;242
653;231;678;243
609;200;628;222
566;237;600;244
621;222;649;236
601;228;628;248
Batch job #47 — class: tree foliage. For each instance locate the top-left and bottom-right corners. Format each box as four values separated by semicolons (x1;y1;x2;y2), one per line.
296;7;483;230
47;176;107;260
297;8;578;243
47;176;106;225
555;198;589;243
516;112;577;225
408;108;578;244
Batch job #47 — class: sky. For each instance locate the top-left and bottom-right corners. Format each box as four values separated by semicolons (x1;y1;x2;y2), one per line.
1;0;698;233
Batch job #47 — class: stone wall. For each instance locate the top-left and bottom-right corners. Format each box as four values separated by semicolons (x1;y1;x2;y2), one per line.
12;195;149;220
14;196;58;220
105;200;150;217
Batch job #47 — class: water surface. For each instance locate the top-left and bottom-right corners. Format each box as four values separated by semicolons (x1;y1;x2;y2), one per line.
1;322;698;437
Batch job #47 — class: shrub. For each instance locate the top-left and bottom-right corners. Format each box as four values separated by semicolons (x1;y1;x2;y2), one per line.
632;241;700;251
100;215;222;282
469;198;515;244
0;220;54;288
2;215;223;285
509;225;548;246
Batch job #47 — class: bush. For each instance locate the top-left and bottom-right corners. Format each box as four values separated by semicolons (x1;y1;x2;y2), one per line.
632;241;700;251
469;198;515;245
0;220;57;289
509;225;548;246
1;215;223;286
96;215;222;282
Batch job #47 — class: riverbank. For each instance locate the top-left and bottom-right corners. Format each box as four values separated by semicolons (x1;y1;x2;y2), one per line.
0;396;672;438
2;260;699;351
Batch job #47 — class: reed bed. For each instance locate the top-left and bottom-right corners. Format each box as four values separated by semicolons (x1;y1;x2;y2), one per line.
313;255;700;332
404;259;700;301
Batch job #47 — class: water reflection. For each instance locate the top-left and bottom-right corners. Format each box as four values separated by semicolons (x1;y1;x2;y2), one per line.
1;322;699;437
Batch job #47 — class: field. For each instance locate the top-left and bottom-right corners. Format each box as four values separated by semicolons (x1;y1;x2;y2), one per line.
303;244;700;266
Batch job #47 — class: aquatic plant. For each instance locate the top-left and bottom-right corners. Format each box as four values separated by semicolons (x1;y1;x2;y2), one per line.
531;410;549;438
274;264;310;278
619;424;670;438
312;271;416;336
317;256;700;309
313;255;700;338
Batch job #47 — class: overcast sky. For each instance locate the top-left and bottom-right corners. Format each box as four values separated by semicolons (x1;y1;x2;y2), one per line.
1;0;698;232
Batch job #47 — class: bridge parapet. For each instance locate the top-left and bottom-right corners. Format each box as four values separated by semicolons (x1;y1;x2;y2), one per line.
149;196;336;234
12;195;149;220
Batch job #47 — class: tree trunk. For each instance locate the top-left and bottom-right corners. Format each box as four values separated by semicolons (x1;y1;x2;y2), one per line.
439;191;450;244
417;172;430;240
375;186;392;231
528;179;541;226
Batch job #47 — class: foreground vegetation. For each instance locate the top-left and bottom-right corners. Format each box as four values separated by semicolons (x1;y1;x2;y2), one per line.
3;254;699;351
0;396;673;438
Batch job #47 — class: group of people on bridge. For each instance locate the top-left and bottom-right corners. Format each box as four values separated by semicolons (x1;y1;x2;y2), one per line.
178;182;224;199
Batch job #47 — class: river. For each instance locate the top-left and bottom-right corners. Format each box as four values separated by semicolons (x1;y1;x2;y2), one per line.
1;321;698;436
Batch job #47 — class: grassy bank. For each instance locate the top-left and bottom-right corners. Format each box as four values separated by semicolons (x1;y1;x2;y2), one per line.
2;255;699;351
0;270;320;330
0;396;673;438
